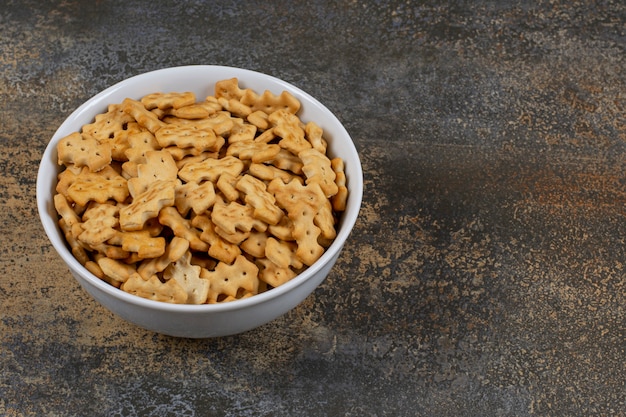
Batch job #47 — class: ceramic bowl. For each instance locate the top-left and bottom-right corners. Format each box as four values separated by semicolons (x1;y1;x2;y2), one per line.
37;65;363;338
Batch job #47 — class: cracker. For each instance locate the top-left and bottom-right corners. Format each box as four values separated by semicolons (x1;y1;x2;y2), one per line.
178;155;244;183
97;256;137;284
175;180;216;216
59;218;90;265
121;272;188;304
141;91;196;110
200;255;259;303
158;206;209;252
211;195;267;236
137;236;189;279
215;172;240;202
53;193;81;228
122;98;166;134
247;110;270;130
304;121;327;154
236;174;284;225
155;124;224;152
331;157;348;212
217;97;252;118
269;110;312;155
268;178;334;266
57;132;112;172
269;149;303;174
226;140;281;164
265;237;303;270
215;78;248;100
241;89;301;114
67;166;129;207
163;251;209;304
108;230;166;259
240;231;269;258
77;202;120;247
127;150;178;198
299;148;339;198
256;257;298;287
227;119;257;143
119;179;177;231
191;214;241;264
248;162;300;184
82;103;136;142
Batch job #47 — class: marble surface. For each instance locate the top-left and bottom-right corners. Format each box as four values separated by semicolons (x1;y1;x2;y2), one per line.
1;1;625;416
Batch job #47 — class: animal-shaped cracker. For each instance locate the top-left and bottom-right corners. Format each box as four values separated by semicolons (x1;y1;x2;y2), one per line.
175;180;216;216
141;91;196;110
299;148;338;198
155;125;224;152
122;98;166;134
304;121;327;154
269;110;311;155
256;257;297;287
97;256;137;284
127;150;178;198
191;214;241;264
211;196;267;236
57;132;112;172
163;252;209;304
331;157;348;212
158;206;209;252
122;272;188;304
226;140;281;164
77;202;120;247
241;89;301;114
82;103;136;142
268;178;335;266
217;97;252;118
119;179;177;231
67;166;129;207
227;119;257;143
215;78;249;100
236;174;284;225
108;230;166;259
137;236;189;279
264;237;303;270
200;255;259;303
177;155;244;183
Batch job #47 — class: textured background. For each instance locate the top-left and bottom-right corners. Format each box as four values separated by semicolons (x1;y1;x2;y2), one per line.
1;1;625;416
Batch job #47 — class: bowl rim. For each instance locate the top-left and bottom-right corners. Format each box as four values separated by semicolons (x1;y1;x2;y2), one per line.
37;64;363;313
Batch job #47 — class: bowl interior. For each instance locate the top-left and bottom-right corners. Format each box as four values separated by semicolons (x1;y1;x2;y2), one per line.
37;65;363;312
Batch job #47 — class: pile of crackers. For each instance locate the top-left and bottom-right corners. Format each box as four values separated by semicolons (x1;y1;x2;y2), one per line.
53;78;347;304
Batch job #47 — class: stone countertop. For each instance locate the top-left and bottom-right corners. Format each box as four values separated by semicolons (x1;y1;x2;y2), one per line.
1;1;624;416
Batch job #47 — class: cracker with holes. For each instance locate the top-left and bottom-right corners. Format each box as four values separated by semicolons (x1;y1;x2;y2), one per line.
178;155;244;183
299;148;338;198
163;251;209;304
82;103;136;142
236;174;284;225
269;110;312;155
67;166;129;207
122;272;188;304
77;202;120;247
200;255;259;303
57;132;112;172
268;178;334;266
119;179;177;231
155;124;224;152
141;91;196;110
122;98;166;134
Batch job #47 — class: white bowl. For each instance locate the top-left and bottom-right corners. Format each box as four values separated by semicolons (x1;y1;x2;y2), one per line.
37;65;363;338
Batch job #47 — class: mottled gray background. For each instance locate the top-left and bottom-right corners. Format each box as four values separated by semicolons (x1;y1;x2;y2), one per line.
1;1;625;416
